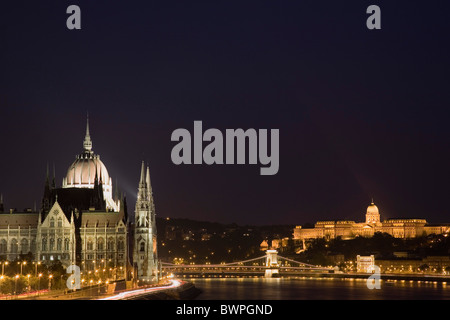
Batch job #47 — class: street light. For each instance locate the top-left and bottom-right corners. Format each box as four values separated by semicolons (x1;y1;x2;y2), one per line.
27;274;31;293
18;261;26;275
14;274;19;296
38;273;42;295
34;261;41;277
1;261;8;276
48;274;53;291
97;280;101;295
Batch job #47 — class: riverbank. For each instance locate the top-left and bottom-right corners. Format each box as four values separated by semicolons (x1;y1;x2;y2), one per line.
286;272;450;283
124;281;202;300
177;271;450;284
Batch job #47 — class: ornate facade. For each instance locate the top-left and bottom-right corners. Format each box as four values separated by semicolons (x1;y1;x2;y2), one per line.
0;117;158;282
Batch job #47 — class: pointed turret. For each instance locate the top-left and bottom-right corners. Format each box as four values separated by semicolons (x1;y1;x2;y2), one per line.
99;167;103;185
52;163;56;189
139;161;146;188
146;164;156;226
123;193;128;222
98;170;105;205
83;113;93;152
133;160;158;282
137;161;148;202
94;164;99;187
118;192;128;223
146;165;152;196
45;162;50;188
42;163;52;212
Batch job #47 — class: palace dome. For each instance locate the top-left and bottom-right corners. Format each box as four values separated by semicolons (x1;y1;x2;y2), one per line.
60;115;119;212
366;202;379;215
62;115;111;188
63;154;110;187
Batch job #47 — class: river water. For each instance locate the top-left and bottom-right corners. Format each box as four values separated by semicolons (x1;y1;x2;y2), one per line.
190;277;450;300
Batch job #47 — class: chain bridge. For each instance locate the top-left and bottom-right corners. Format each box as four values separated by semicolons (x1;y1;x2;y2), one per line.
161;250;334;278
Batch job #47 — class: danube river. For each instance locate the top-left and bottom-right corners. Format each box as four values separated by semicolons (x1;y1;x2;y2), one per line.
190;277;450;300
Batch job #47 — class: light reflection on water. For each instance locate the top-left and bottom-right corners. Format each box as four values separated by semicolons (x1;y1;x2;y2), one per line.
190;277;450;300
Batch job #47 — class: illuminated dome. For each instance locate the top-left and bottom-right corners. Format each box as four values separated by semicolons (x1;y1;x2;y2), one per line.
366;202;379;215
61;116;119;212
365;200;380;224
64;154;110;187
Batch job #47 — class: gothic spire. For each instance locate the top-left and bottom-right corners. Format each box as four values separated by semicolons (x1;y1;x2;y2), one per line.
94;164;99;187
146;164;152;194
52;163;56;189
83;113;93;152
139;161;146;187
46;162;50;185
42;163;52;212
137;160;148;203
99;166;103;185
133;160;158;282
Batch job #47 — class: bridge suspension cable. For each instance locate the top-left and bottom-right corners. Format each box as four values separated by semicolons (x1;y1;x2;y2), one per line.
161;255;331;270
161;255;268;268
277;255;333;270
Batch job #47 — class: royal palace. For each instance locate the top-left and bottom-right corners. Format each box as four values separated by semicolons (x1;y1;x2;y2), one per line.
294;201;450;241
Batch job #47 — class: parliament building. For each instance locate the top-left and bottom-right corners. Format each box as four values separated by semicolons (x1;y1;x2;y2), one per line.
293;201;450;241
0;117;159;282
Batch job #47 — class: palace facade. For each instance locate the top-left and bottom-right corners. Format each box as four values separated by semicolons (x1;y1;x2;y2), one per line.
0;117;158;282
293;201;450;241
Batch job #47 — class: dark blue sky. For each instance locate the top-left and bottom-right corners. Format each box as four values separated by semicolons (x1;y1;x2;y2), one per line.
1;1;450;225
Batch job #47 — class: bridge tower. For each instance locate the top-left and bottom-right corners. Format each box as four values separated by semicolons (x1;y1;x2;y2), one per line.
265;250;279;278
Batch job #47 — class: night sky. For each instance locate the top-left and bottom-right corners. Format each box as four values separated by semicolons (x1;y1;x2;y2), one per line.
1;1;450;226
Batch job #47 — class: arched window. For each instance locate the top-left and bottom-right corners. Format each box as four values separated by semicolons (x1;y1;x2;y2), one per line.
97;238;104;251
57;217;63;227
20;238;28;253
50;218;55;228
117;239;124;251
57;238;62;251
87;239;93;251
49;238;55;251
107;238;114;251
140;242;145;252
42;238;47;251
10;239;18;253
0;239;7;253
64;238;70;251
